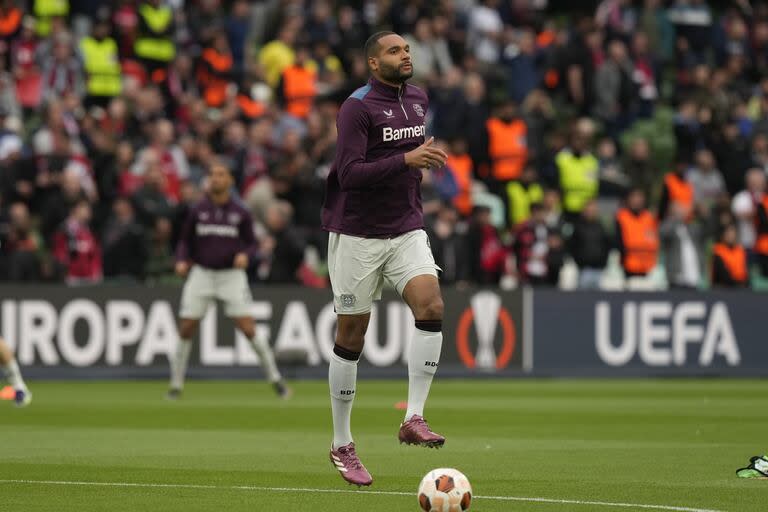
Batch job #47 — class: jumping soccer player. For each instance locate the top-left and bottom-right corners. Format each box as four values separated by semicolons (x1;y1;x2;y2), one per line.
322;31;449;486
168;162;290;399
0;337;31;407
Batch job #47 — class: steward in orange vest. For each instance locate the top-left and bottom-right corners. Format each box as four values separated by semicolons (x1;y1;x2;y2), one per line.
446;138;474;217
278;46;317;119
485;100;528;183
197;34;234;108
658;164;693;221
755;193;768;276
711;225;749;287
616;188;659;277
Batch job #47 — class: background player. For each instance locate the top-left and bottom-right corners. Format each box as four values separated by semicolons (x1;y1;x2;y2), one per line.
0;337;31;407
168;162;290;400
322;32;449;486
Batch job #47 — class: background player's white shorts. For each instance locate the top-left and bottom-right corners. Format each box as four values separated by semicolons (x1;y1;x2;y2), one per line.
179;266;253;319
327;229;440;315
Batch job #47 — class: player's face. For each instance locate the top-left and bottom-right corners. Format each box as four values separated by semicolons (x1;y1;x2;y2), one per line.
370;34;413;84
209;165;233;194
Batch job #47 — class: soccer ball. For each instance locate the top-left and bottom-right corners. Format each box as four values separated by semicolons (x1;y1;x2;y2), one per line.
417;468;472;511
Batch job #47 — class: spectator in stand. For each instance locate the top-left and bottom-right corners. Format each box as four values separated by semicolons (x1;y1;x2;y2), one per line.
132;162;174;229
225;0;252;78
426;203;468;287
40;167;88;243
569;199;611;289
102;197;146;281
631;31;658;119
712;119;752;197
467;0;504;65
466;205;506;285
711;223;749;288
405;17;454;84
556;119;599;223
260;200;305;284
660;203;704;290
687;148;725;217
512;202;564;286
3;202;44;281
40;31;84;102
615;187;659;281
731;168;766;252
596;136;630;198
521;89;555;171
145;216;176;284
461;73;491;172
593;38;636;139
502;27;539;105
52;199;102;285
133;120;189;202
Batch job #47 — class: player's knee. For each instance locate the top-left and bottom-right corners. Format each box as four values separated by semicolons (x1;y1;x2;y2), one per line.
178;320;199;339
418;297;444;321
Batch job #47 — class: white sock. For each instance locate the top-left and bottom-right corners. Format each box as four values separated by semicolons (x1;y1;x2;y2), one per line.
329;352;358;449
250;333;282;383
3;360;27;391
170;339;192;390
405;328;442;421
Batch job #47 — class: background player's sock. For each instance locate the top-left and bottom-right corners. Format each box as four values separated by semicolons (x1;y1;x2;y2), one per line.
329;345;360;449
405;321;443;421
3;359;27;391
249;333;281;382
170;339;192;390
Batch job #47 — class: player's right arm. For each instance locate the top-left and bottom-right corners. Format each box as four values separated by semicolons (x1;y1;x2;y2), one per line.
335;99;446;190
174;208;195;277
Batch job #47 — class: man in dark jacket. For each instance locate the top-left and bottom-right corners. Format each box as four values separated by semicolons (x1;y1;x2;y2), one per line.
569;200;611;289
102;197;147;281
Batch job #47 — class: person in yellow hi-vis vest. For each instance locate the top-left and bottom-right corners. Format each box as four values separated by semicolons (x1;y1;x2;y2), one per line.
135;0;176;81
79;19;121;109
34;0;68;37
506;165;543;228
556;120;599;222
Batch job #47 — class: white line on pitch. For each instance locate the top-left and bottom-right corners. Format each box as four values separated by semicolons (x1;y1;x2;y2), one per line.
0;479;723;512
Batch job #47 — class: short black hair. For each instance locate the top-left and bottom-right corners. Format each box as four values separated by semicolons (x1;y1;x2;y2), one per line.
364;31;397;58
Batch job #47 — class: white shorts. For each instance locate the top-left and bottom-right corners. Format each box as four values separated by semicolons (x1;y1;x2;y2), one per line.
179;265;253;319
327;229;440;315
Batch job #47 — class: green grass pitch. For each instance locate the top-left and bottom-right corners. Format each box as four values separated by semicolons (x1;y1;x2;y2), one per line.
0;379;765;511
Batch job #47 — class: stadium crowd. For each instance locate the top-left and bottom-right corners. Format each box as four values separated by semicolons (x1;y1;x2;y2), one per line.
0;0;767;290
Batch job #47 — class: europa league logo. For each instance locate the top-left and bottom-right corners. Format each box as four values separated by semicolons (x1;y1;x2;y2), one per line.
456;291;516;371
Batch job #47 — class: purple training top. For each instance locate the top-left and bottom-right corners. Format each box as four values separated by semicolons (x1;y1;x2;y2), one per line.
321;78;429;238
175;196;258;269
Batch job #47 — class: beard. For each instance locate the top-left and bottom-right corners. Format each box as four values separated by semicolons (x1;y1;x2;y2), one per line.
379;61;413;83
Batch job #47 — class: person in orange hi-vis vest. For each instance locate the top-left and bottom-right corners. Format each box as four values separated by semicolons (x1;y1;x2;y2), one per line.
197;33;234;108
278;45;317;119
658;160;694;221
711;224;749;288
754;188;768;276
485;99;528;192
446;138;474;217
615;187;659;278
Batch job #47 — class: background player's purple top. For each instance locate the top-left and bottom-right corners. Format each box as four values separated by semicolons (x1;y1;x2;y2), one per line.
175;197;258;269
321;78;429;238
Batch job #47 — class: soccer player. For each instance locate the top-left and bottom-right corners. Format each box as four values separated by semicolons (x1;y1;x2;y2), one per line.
0;337;31;407
322;32;449;486
167;162;291;399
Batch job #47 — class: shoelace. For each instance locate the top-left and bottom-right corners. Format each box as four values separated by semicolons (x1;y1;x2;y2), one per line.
339;447;363;470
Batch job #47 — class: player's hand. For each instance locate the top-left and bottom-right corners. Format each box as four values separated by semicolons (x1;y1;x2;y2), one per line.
404;137;448;169
233;252;249;269
175;261;189;277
